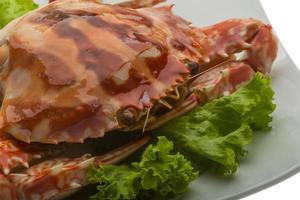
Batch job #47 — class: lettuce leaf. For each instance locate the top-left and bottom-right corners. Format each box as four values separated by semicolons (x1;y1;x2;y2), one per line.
88;73;275;199
88;136;198;200
0;0;38;28
155;73;276;174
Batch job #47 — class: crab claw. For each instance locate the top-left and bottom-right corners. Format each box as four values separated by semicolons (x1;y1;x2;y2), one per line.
0;136;43;175
199;18;278;74
0;135;67;175
7;136;149;200
189;61;255;100
245;24;278;74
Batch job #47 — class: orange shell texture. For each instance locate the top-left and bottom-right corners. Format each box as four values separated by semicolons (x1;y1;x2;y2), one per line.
0;0;204;143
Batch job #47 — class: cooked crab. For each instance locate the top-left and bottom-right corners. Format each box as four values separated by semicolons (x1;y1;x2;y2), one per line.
0;0;277;199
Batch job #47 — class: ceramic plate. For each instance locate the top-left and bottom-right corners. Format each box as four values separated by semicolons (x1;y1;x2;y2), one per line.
35;0;300;199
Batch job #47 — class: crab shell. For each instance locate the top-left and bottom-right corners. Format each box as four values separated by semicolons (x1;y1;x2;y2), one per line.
0;0;196;144
0;0;277;145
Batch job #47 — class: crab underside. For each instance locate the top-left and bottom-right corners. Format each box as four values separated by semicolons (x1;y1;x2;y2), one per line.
0;0;278;199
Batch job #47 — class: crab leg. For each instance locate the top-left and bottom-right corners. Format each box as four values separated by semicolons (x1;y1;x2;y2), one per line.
145;61;255;130
116;0;165;8
188;61;255;101
1;136;149;200
48;0;164;8
198;18;278;74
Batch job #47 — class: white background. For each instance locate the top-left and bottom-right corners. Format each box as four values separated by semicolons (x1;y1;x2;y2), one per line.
243;1;300;200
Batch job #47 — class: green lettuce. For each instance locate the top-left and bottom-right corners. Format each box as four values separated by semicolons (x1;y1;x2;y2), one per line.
88;136;198;200
0;0;38;28
155;73;276;174
88;73;275;199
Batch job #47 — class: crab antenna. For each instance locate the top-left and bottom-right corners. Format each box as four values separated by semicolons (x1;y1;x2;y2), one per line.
142;106;152;132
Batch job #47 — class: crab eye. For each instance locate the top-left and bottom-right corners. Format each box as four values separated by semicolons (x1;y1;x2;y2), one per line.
117;106;139;126
184;59;200;75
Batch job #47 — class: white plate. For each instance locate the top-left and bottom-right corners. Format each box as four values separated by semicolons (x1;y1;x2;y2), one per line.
35;0;300;199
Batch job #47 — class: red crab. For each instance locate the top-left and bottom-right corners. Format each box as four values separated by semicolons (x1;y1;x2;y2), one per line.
0;0;278;199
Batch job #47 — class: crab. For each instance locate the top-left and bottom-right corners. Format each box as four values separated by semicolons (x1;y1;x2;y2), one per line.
0;0;278;199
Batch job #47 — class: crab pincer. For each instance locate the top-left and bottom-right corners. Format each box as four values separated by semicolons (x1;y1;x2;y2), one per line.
1;136;149;200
